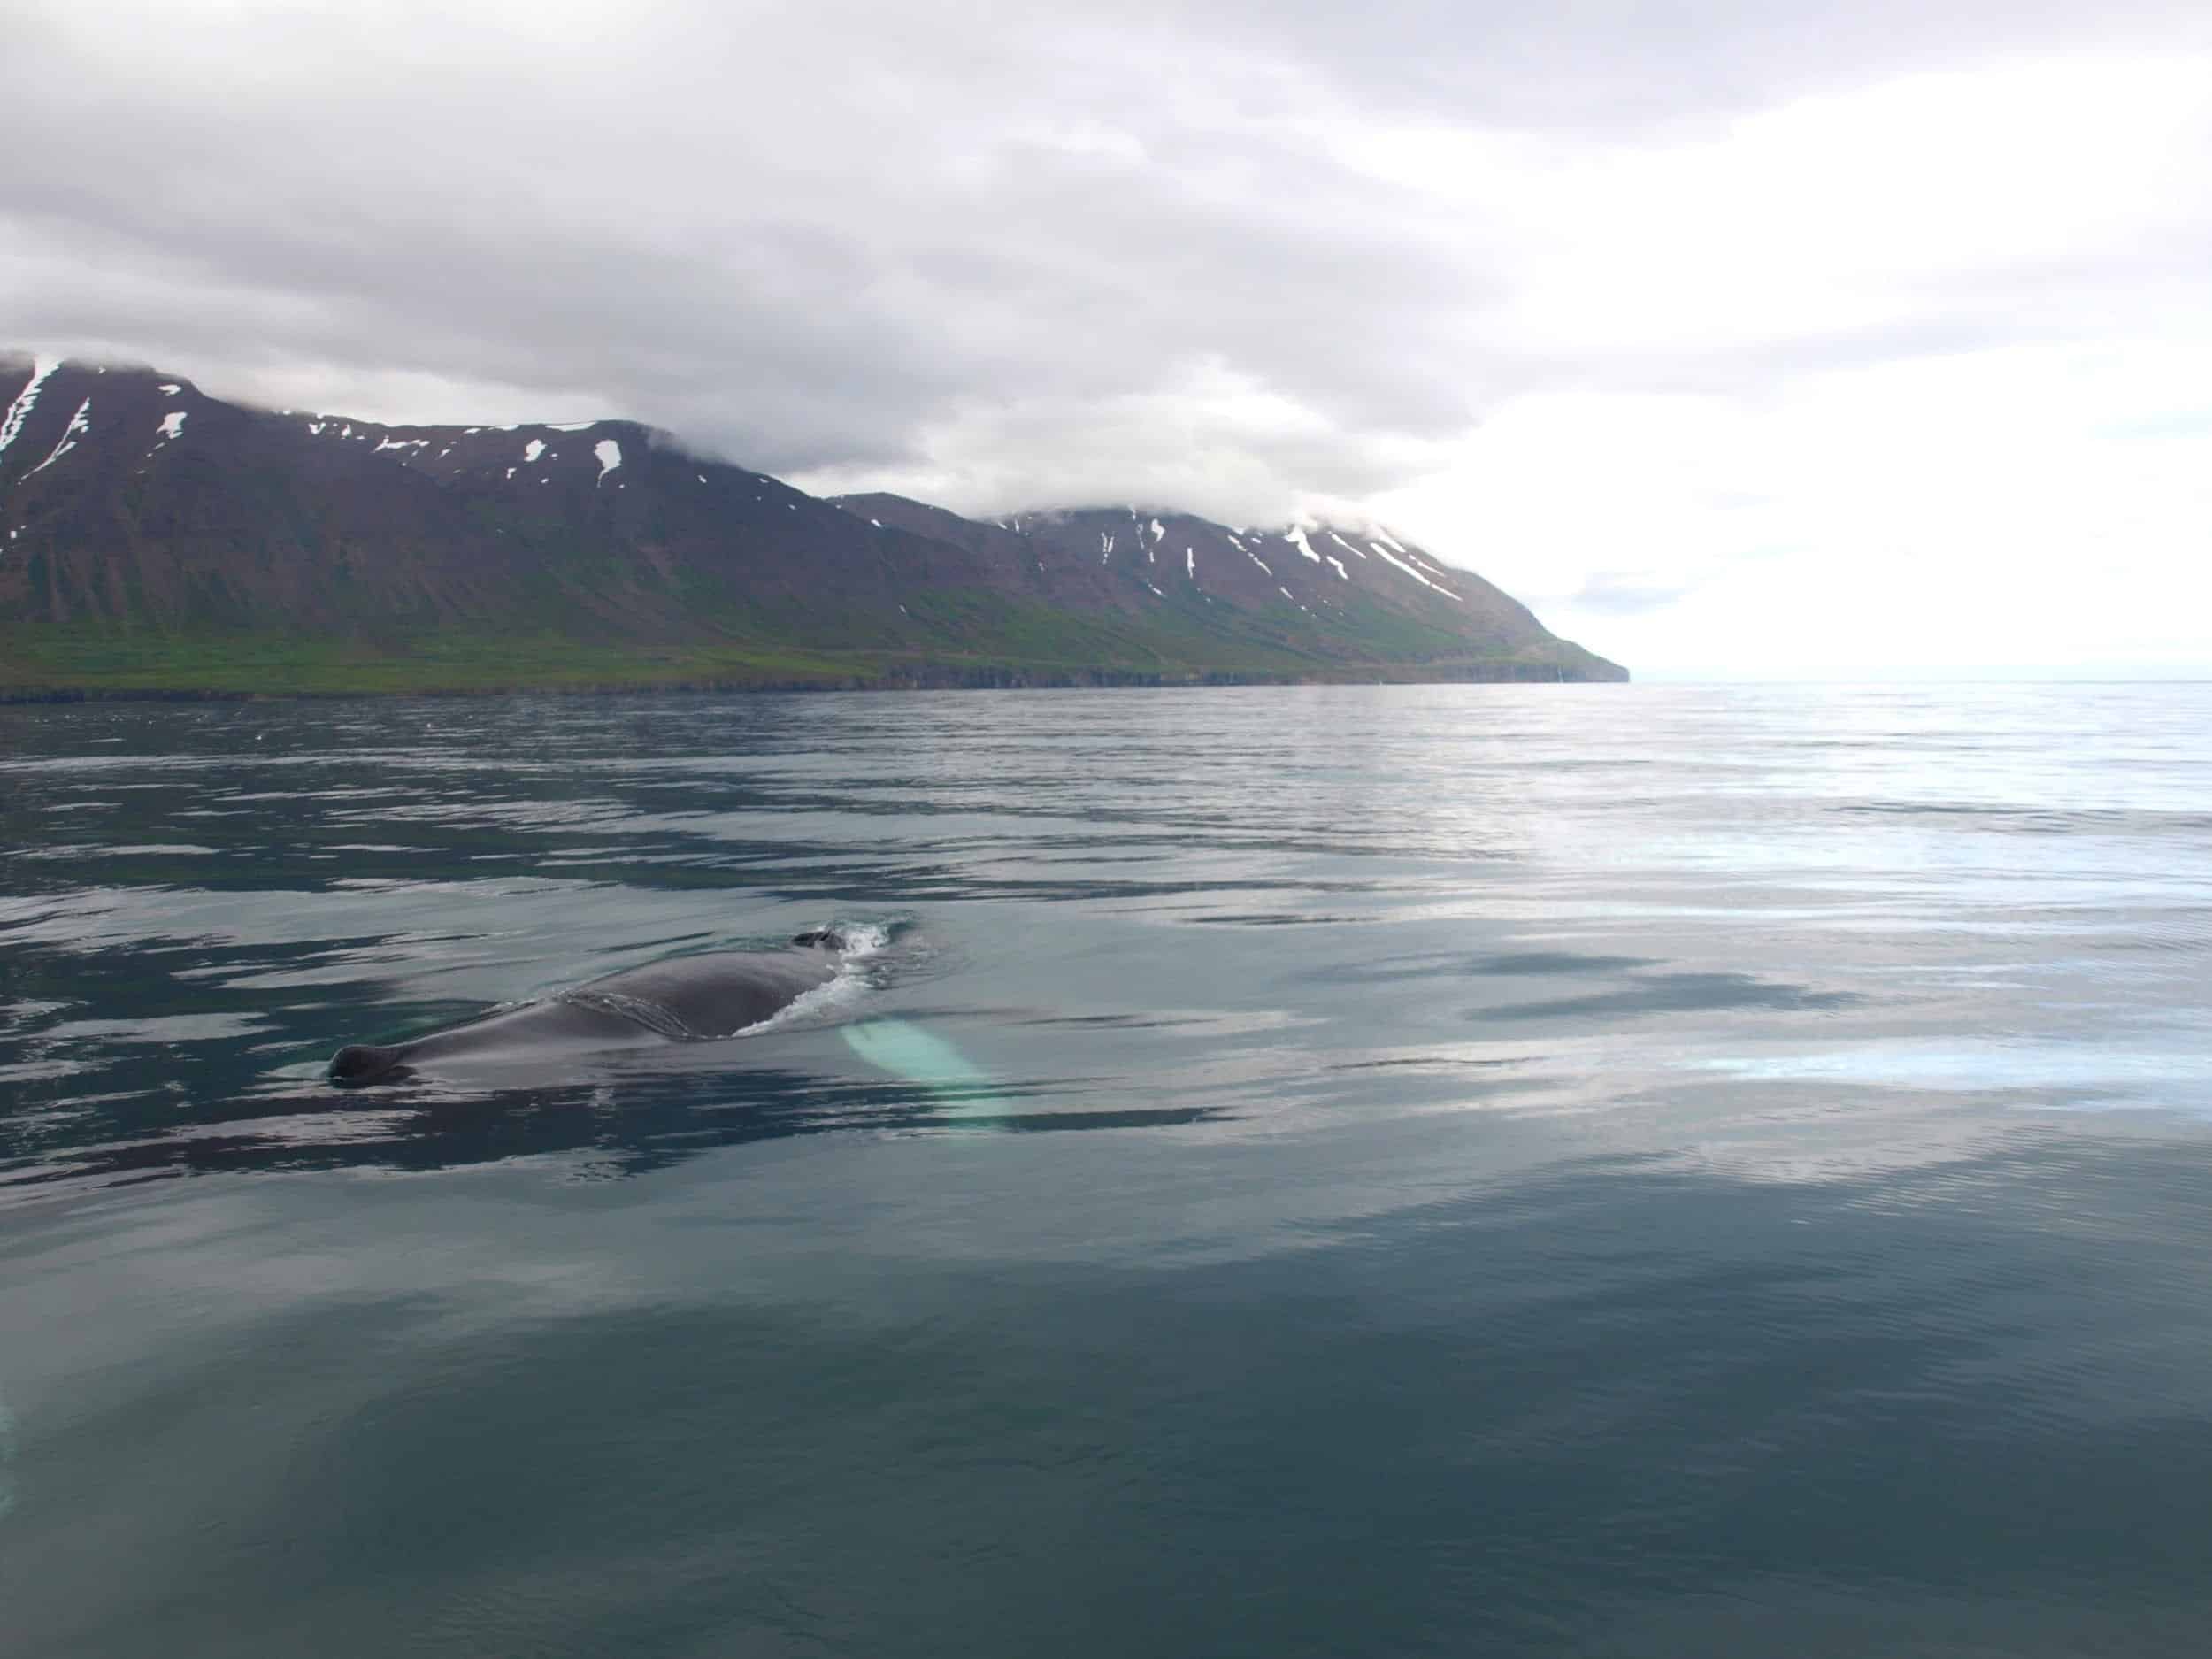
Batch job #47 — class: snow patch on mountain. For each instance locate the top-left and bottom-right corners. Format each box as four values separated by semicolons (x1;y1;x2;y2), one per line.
1370;541;1461;601
27;397;93;478
0;357;59;470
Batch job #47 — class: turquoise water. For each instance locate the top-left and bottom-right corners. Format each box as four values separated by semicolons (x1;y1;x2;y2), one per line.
4;683;2210;1655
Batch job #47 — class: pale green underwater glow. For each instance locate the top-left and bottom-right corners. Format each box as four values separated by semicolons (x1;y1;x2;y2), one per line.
840;1020;1002;1118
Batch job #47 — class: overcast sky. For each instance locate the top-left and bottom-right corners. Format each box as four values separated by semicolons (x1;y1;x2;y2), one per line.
9;1;2209;676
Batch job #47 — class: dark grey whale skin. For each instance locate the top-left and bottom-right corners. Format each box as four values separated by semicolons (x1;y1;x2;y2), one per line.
328;935;843;1087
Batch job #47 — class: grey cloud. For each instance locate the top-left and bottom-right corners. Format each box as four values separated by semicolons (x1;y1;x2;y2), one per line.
1148;0;2212;131
4;0;2207;527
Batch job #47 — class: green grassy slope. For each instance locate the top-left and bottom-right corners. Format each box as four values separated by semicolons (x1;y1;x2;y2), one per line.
0;589;1615;696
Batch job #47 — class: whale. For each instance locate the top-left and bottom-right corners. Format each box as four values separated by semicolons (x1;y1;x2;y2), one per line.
327;931;849;1087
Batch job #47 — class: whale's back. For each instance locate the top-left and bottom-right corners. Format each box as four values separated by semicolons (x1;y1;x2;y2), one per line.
325;943;844;1086
581;949;839;1039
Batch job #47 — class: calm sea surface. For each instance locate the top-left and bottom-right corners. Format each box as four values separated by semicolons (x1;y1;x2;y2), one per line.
4;683;2210;1656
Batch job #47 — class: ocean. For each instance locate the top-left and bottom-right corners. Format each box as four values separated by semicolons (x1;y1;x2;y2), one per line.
3;682;2209;1656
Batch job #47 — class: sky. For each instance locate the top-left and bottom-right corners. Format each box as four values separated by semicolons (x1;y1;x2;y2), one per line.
7;0;2209;677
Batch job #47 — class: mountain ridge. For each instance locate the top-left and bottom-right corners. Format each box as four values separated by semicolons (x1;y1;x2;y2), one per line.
0;352;1624;695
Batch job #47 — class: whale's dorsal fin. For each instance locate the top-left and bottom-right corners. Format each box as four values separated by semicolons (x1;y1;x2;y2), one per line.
329;1043;409;1086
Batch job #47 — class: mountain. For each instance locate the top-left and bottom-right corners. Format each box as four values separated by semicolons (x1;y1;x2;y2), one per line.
849;501;1578;672
0;354;1624;694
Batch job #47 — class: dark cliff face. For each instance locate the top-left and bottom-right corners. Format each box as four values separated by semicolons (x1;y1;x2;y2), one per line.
836;496;1623;679
0;354;1625;687
979;506;1563;660
0;357;993;639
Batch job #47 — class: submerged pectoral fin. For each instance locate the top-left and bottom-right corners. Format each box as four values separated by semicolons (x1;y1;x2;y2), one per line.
840;1020;1000;1117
